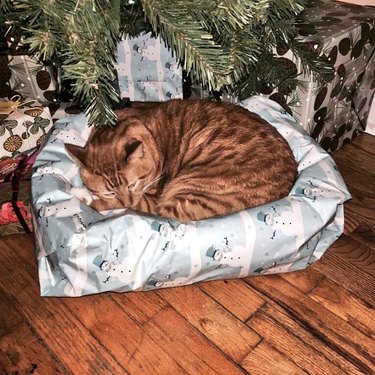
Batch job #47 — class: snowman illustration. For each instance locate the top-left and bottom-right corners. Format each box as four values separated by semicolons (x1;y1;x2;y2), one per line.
165;61;180;79
166;91;176;99
93;254;138;285
38;198;82;218
165;61;178;72
257;207;294;239
151;220;186;239
165;87;181;100
206;244;246;268
150;220;186;251
133;40;159;61
295;179;338;202
253;251;301;275
146;273;188;288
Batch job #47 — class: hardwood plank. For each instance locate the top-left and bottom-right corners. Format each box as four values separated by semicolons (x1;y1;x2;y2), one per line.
350;134;375;156
313;248;375;306
343;212;362;234
246;302;364;375
64;295;186;375
1;237;184;374
110;291;168;326
0;322;66;374
199;279;265;321
157;285;261;362
327;235;375;276
350;224;375;250
333;134;375;160
332;135;375;229
0;286;24;337
332;143;375;229
241;341;307;375
280;267;325;294
247;305;357;375
144;307;245;374
0;238;127;375
246;275;375;374
333;160;375;188
0;132;373;373
334;148;375;174
343;202;375;231
350;134;375;155
309;278;375;338
1;236;184;374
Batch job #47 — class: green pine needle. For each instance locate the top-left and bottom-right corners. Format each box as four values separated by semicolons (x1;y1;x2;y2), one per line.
3;0;331;126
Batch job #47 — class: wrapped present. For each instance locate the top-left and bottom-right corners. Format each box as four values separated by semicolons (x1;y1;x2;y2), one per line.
31;97;350;296
115;32;183;101
0;148;37;235
0;200;33;236
216;0;374;152
0;53;58;104
0;97;53;161
0;168;33;235
291;0;375;151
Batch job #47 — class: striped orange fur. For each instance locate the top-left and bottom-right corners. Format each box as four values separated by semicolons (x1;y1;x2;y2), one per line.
65;100;298;222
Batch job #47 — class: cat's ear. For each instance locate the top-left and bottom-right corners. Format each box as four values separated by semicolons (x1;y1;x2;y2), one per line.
125;139;144;162
65;143;87;167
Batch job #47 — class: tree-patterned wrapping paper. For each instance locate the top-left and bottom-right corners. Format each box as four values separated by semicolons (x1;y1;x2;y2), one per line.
282;0;375;152
0;99;52;159
31;96;351;297
115;32;183;101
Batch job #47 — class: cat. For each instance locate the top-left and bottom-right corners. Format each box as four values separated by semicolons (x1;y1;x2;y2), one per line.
65;99;298;222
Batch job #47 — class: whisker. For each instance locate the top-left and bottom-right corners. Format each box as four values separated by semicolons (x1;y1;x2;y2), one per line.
143;169;165;193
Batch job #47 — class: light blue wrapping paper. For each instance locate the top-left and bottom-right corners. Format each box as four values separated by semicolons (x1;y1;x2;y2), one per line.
115;33;183;101
31;97;351;297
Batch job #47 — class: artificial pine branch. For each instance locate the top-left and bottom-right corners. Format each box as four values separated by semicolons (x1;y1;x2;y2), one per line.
2;0;333;127
61;0;122;126
141;0;232;89
10;0;122;126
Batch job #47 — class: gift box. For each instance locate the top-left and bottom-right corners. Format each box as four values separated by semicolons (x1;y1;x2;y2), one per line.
252;0;375;152
115;32;183;101
0;147;37;235
0;149;34;183
0;98;53;160
0;53;58;104
291;0;375;151
0;173;33;236
31;97;350;296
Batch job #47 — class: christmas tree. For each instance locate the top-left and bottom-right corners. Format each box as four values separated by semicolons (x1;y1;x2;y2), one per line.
2;0;332;126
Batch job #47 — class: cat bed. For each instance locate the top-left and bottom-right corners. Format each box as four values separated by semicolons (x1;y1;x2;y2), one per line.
31;96;351;296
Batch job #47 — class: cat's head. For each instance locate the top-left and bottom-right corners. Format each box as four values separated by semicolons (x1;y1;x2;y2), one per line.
65;117;161;209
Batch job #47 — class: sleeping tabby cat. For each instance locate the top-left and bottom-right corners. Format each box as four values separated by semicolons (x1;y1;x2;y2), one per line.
65;100;298;222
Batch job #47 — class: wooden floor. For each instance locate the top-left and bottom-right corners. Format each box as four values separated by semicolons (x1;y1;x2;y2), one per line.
1;134;374;375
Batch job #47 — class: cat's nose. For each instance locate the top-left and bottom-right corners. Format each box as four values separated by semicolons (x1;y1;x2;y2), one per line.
118;193;140;209
117;195;131;208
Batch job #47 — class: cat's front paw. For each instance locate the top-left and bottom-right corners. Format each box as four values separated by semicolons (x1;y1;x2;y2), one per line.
70;187;97;205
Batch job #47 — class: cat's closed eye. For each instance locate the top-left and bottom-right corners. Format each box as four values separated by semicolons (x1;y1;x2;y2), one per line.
128;182;137;190
101;191;116;199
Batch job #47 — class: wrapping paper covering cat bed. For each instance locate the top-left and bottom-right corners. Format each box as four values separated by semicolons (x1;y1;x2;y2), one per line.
31;97;351;297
